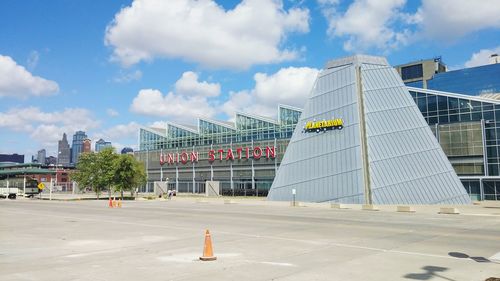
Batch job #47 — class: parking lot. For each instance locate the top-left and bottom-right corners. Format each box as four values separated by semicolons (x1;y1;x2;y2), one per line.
1;198;499;281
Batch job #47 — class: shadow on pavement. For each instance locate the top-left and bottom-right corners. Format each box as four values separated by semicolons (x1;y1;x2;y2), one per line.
404;265;455;281
448;251;491;263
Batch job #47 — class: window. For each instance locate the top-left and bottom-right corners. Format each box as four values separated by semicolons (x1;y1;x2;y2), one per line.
401;64;423;80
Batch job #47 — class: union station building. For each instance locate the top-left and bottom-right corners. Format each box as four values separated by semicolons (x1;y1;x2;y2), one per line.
135;55;500;202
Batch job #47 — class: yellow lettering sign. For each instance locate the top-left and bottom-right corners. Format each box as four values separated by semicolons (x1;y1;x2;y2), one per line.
303;118;343;133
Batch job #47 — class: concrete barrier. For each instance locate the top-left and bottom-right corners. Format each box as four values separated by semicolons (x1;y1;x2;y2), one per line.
196;199;209;203
331;203;348;209
439;207;460;214
362;204;379;211
224;199;236;204
397;206;415;213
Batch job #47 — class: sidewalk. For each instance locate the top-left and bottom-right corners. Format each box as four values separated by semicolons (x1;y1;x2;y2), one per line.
27;192;500;216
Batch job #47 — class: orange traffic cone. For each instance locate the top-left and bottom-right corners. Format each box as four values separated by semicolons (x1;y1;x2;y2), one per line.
108;197;113;208
117;199;122;208
199;229;217;261
112;197;117;207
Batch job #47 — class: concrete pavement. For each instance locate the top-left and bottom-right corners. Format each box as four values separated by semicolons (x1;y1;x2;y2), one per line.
0;198;499;280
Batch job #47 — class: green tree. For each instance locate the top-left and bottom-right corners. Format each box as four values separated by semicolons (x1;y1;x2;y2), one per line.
72;152;100;197
72;147;118;199
112;154;146;200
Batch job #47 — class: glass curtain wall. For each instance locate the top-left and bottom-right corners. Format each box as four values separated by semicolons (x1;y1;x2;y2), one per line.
139;106;301;151
410;88;500;200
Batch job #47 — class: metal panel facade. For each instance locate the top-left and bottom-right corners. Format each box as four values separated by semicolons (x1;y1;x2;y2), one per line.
362;64;471;204
268;60;364;203
268;55;471;204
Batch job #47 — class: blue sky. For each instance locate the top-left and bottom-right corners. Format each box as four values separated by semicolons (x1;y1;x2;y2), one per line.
1;0;499;160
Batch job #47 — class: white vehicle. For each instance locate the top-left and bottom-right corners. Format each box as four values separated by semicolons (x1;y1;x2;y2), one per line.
0;177;41;199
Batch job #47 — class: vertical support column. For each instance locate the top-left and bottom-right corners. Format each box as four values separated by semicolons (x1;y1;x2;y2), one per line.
274;138;278;173
192;146;196;194
210;144;214;181
230;141;234;193
175;166;179;193
146;149;149;193
49;178;53;201
251;140;255;191
480;178;485;201
160;149;163;182
481;119;489;176
23;175;26;195
230;162;233;192
356;66;372;205
434;123;440;142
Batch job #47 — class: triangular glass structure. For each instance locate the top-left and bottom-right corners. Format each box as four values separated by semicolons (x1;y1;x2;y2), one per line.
268;55;471;204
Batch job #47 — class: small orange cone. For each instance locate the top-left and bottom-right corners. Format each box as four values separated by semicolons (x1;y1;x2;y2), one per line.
108;197;113;208
199;229;217;261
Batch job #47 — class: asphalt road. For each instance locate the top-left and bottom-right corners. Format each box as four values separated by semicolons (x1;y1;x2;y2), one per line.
1;198;499;281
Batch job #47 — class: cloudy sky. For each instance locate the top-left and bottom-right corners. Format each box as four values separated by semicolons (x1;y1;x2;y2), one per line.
1;0;499;159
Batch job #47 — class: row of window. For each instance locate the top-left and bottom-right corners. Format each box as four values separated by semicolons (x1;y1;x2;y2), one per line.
140;108;301;150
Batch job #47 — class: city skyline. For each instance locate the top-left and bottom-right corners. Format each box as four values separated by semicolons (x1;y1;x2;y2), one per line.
1;0;499;160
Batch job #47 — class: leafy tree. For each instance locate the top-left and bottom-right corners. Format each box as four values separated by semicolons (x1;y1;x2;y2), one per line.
97;148;119;198
112;154;146;200
72;152;100;197
72;147;118;199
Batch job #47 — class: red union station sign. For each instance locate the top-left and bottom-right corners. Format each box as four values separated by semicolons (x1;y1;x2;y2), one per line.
160;146;276;165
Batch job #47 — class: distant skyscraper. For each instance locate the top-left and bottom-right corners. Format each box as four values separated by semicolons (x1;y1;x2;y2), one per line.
37;149;46;164
71;131;87;165
82;138;92;153
121;147;133;154
95;138;112;152
58;133;71;166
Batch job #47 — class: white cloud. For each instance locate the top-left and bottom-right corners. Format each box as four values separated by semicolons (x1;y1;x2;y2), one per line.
90;122;140;153
130;89;217;121
319;0;500;52
131;66;318;123
106;108;120;117
0;107;99;151
30;124;77;148
222;66;319;118
27;50;39;70
105;0;309;69
320;0;409;51
175;71;220;97
148;121;168;129
0;107;97;132
253;67;319;106
113;69;142;83
415;0;500;41
130;71;220;121
0;54;59;98
221;90;257;118
101;122;140;140
465;46;500;68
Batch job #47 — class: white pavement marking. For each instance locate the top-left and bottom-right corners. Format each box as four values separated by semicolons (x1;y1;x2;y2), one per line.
259;261;296;267
65;249;120;258
489;252;500;262
157;253;200;263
